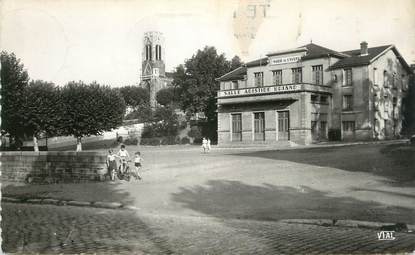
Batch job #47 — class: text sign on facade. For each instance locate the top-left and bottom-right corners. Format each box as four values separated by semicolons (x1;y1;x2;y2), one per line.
270;55;301;65
219;84;301;97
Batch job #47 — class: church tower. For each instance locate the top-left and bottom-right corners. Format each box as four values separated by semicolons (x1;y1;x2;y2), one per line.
140;31;167;108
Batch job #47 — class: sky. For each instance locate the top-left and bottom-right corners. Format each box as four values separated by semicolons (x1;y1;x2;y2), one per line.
1;0;414;87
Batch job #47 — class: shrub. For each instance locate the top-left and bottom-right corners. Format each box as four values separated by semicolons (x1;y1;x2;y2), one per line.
181;137;190;144
140;137;161;146
188;126;202;138
328;128;341;141
161;136;177;145
116;136;123;143
193;137;202;144
124;137;138;145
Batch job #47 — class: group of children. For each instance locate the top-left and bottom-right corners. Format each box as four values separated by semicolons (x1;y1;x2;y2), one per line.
106;144;143;181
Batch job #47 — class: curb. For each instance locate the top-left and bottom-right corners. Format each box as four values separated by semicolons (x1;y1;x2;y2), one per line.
280;219;415;232
2;196;127;210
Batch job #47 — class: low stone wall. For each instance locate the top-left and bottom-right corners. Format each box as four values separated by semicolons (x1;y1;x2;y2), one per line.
0;151;108;183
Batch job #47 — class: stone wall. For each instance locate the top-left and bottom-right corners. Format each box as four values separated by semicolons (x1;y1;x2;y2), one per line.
0;151;108;183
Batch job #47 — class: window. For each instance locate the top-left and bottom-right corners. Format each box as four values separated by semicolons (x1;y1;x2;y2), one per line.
232;81;238;90
320;96;328;104
392;73;397;89
145;45;152;60
312;65;323;85
344;69;352;86
342;121;355;132
311;94;318;103
383;70;388;87
254;72;264;87
373;68;378;85
155;45;162;60
292;68;302;83
393;97;397;106
231;114;242;141
384;95;389;113
254;112;265;141
342;95;353;111
272;70;283;85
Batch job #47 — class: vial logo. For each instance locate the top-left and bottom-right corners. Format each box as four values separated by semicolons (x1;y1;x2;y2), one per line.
377;231;396;241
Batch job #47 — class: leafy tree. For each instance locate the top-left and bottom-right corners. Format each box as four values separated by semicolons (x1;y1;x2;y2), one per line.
0;51;29;145
21;80;61;151
230;55;243;70
402;75;415;136
141;106;179;138
118;86;149;109
172;46;242;142
125;104;153;122
60;81;126;151
156;87;177;106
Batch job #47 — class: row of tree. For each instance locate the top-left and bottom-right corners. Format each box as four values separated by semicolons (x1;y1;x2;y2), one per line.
1;52;126;151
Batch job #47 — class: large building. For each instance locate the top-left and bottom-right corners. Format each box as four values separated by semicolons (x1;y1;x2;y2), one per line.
139;31;173;107
217;42;413;145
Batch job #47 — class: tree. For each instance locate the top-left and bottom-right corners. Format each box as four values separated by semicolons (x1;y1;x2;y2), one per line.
402;76;415;136
230;55;243;70
156;87;177;106
141;106;179;138
21;80;61;151
60;81;126;151
0;51;29;145
172;46;242;142
118;86;149;109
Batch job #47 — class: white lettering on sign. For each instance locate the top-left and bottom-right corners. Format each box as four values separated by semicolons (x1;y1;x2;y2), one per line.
270;55;301;65
219;84;301;97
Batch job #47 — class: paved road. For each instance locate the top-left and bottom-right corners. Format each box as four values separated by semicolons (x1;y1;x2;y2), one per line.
3;203;415;254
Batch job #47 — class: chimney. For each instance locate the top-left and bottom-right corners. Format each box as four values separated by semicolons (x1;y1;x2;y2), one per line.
360;41;368;56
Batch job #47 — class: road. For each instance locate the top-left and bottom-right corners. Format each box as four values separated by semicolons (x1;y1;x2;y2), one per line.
2;142;415;253
3;203;415;254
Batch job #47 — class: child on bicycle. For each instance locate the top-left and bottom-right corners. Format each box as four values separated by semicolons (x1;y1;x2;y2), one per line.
117;144;130;174
133;151;143;180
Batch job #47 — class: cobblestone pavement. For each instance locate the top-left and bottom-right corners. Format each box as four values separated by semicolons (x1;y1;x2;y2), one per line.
2;203;415;254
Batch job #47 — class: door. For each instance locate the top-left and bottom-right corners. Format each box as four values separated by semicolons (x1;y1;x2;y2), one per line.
278;111;290;141
254;112;265;141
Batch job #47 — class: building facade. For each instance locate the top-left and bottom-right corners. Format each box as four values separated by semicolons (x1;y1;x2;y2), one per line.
217;42;413;145
139;31;173;108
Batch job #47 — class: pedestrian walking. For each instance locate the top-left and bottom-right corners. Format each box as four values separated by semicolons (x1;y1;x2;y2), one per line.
202;137;207;153
207;138;211;152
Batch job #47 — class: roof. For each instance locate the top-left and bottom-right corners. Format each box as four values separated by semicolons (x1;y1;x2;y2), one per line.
329;45;392;70
301;43;349;60
216;66;247;81
245;57;268;67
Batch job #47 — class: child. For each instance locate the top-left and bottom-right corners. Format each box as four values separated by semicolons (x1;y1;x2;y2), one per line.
207;138;211;152
117;144;130;174
133;151;143;180
106;149;117;181
202;137;207;153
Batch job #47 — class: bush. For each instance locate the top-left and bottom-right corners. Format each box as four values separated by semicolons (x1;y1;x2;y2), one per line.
188;126;202;138
140;137;161;146
193;137;202;144
124;137;138;145
160;136;177;145
328;128;341;141
116;136;123;143
181;137;190;144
